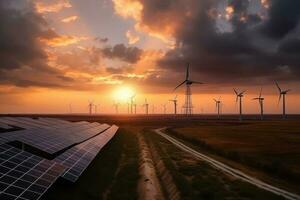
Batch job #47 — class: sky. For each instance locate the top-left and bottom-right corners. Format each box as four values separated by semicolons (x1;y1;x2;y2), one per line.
0;0;300;114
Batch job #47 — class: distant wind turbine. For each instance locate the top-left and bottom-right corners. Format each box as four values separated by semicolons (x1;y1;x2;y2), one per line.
234;88;246;121
275;81;291;119
130;94;136;114
169;95;178;115
213;97;221;119
113;102;120;114
174;63;203;115
142;99;149;114
252;87;264;120
94;104;100;114
88;100;93;115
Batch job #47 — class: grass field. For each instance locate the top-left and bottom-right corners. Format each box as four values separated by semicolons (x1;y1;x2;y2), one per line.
166;120;300;190
43;128;139;200
143;129;284;200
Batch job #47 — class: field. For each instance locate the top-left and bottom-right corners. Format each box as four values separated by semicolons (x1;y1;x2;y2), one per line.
1;114;299;200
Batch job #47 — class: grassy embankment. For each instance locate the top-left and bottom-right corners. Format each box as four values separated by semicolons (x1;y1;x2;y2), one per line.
143;129;283;200
166;121;300;188
43;128;139;200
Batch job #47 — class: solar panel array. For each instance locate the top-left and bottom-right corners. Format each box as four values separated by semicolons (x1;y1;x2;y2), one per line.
0;143;65;200
0;118;110;154
0;117;119;199
54;125;119;182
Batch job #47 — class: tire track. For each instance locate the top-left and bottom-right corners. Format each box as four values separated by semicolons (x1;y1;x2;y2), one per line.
154;128;300;200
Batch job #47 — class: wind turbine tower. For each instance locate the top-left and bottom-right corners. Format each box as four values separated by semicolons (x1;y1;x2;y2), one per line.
174;63;203;115
275;82;291;119
234;89;246;121
94;104;100;114
113;102;120;114
213;97;221;119
143;99;149;114
252;88;264;120
169;95;178;115
130;94;136;114
88;101;93;115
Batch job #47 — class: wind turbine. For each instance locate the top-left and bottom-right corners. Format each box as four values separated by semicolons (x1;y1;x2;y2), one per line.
275;81;291;119
162;103;167;114
174;63;203;115
127;101;130;114
133;101;137;114
213;97;221;119
234;88;246;121
169;95;178;115
113;102;120;114
94;104;100;114
130;94;136;114
88;101;93;115
252;87;264;120
142;99;149;114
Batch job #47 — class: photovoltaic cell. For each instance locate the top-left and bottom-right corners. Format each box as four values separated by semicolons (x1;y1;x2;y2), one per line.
0;143;65;200
54;125;118;182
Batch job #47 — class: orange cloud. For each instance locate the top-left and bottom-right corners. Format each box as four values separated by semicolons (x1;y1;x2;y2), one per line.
35;0;72;13
40;35;88;47
126;30;140;44
225;6;234;20
112;0;175;47
61;15;79;23
261;0;270;9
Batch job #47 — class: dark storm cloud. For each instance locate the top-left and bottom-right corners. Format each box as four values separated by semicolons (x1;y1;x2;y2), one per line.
0;0;74;88
101;44;143;63
260;0;300;39
136;0;300;84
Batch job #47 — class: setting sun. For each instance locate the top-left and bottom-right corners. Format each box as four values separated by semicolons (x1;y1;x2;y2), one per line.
112;86;135;102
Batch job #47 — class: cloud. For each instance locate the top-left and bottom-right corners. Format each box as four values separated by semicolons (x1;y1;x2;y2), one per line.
61;15;78;23
35;0;72;13
113;0;300;86
39;35;88;47
101;43;143;63
126;30;140;44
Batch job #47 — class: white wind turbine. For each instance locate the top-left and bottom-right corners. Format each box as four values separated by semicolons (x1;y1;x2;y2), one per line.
142;98;149;115
252;87;264;120
275;81;291;119
213;97;221;119
234;88;246;121
88;100;93;115
169;95;178;115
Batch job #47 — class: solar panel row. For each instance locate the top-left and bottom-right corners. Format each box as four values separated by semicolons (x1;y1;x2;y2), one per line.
0;117;119;199
0;143;65;200
54;125;119;182
0;118;110;154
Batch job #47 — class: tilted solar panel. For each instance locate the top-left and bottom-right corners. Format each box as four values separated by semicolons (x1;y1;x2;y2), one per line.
54;125;118;182
0;123;110;155
0;144;65;200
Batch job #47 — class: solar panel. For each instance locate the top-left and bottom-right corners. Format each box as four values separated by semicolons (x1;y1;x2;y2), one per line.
0;122;11;130
54;125;118;182
0;123;110;155
0;144;65;200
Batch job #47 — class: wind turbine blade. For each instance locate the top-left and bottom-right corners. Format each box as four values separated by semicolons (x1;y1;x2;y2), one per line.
240;90;246;95
284;89;291;93
174;80;187;90
213;99;217;102
186;62;190;80
190;81;203;84
275;81;281;93
233;88;238;95
218;96;221;101
278;94;282;104
236;96;238;103
174;94;178;100
252;98;259;100
259;87;262;98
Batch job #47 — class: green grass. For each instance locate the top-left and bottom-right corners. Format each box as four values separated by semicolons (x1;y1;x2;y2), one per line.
144;129;285;200
167;121;300;185
43;128;139;200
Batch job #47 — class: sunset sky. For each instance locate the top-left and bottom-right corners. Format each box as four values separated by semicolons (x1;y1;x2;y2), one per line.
0;0;299;114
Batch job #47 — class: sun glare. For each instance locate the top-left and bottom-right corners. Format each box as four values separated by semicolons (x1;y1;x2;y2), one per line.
113;86;135;102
